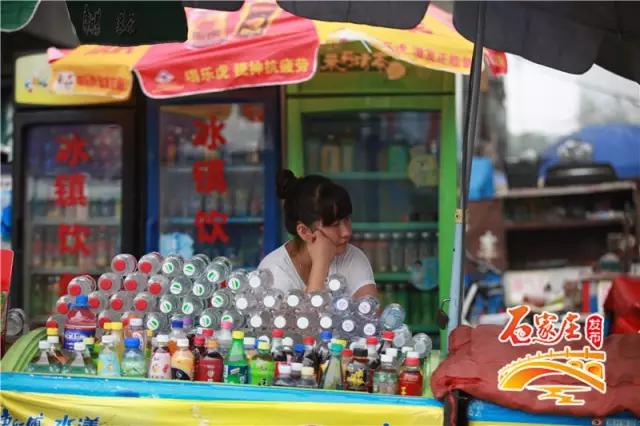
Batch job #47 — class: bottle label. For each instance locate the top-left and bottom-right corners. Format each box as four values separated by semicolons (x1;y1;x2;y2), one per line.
160;301;173;314
171;356;194;381
97;352;120;377
196;358;223;382
193;284;205;296
399;373;423;396
207;270;219;283
249;359;274;386
363;323;377;336
170;282;182;294
228;278;240;290
200;315;213;328
336;298;349;311
311;295;323;307
345;363;368;391
63;327;95;351
358;302;372;315
182;303;194;314
223;364;248;384
342;320;355;333
373;371;398;394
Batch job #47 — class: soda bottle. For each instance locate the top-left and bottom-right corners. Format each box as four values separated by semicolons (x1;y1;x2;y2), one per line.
97;272;123;295
171;338;194;380
216;320;233;356
326;274;347;294
244;337;257;361
234;293;257;313
125;317;146;351
109;291;134;312
201;328;214;344
248;269;274;295
183;254;210;278
145;312;169;334
293;344;305;363
67;275;97;296
379;330;395;356
199;308;222;330
87;291;109;312
28;341;61;373
223;330;249;384
399;346;413;368
273;364;294;387
380;303;406;330
55;295;73;315
120;338;146;377
169;274;192;297
308;291;331;310
158;294;180;315
148;334;172;379
386;348;400;369
210;289;233;310
285;290;306;311
147;275;170;296
181;295;205;316
192;275;217;299
281;337;295;363
110;321;125;357
111;253;137;275
344;348;369;392
398;352;423;396
204;256;232;285
301;336;318;370
298;366;318;389
161;254;184;277
366;336;381;391
317;331;333;368
123;272;147;293
249;340;275;386
168;319;186;354
227;270;249;293
318;312;334;332
97;335;121;377
63;295;97;351
331;294;352;316
133;292;156;313
373;354;399;395
355;296;379;320
320;343;344;390
137;252;163;275
196;338;223;382
192;336;206;372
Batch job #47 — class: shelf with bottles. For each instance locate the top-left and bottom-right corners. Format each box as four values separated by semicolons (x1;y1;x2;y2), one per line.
379;280;439;336
32;217;120;226
29;195;122;220
164;217;264;226
163;164;264;174
322;171;409;181
352;222;438;232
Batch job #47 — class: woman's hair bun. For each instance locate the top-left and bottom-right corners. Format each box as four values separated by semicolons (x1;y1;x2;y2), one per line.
276;169;298;200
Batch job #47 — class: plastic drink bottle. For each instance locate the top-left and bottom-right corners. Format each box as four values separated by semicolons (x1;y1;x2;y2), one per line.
285;290;305;311
227;270;249;293
392;324;413;348
111;253;137;275
234;293;257;313
161;254;184;277
201;328;214;344
46;316;65;337
318;312;333;331
168;319;186;354
271;312;292;330
110;321;125;357
412;333;433;360
250;340;275;386
169;274;192;297
145;312;169;334
302;336;319;370
210;288;233;309
248;311;272;332
355;296;379;319
157;294;179;316
46;330;68;365
125;317;146;351
55;295;73;315
290;362;302;385
147;275;170;296
97;335;120;377
67;275;97;296
119;311;138;328
216;320;233;355
273;364;294;387
220;309;244;328
298;366;318;389
204;256;232;284
398;346;413;370
97;311;120;331
366;336;381;391
192;336;206;372
326;274;347;294
244;337;257;361
183;254;210;278
337;315;357;340
192;275;217;298
270;329;285;376
224;330;249;384
181;295;205;316
196;338;223;382
137;252;163;275
148;334;171;379
379;331;395;355
120;338;146;377
133;292;156;313
64;295;97;351
398;352;423;396
261;288;284;310
373;354;399;395
360;318;380;338
84;337;99;366
344;348;370;392
320;343;344;390
281;337;295;363
296;312;317;334
340;348;352;383
386;348;399;369
331;294;352;316
87;291;109;312
28;341;61;373
171;338;194;380
308;291;331;310
123;272;147;293
293;344;305;363
248;269;274;294
97;272;123;295
109;291;134;312
199;308;222;330
380;303;406;330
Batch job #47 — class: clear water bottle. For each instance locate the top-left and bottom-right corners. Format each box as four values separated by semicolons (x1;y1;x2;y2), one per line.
55;295;74;315
338;315;357;340
137;252;164;275
192;275;217;299
199;308;222;330
355;296;379;320
97;309;122;330
272;312;293;330
183;254;210;278
87;291;109;312
285;290;306;312
98;272;123;295
67;275;97;296
318;312;334;331
133;292;156;313
308;291;331;310
145;312;169;334
261;288;284;311
169;274;193;297
217;320;233;355
211;289;233;310
205;256;232;284
360;317;380;337
380;303;406;330
109;291;134;312
235;293;257;313
147;275;170;296
181;295;205;316
392;324;413;348
220;309;244;328
227;270;249;293
412;333;433;359
111;253;137;275
123;272;147;293
248;311;272;331
331;294;352;316
295;312;318;334
326;274;347;294
161;254;184;277
158;294;180;315
248;269;274;294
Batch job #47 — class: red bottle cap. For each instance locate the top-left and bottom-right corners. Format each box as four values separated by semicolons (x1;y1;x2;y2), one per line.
111;299;123;310
56;303;69;315
122;317;130;327
303;336;316;345
342;348;353;357
406;357;420;366
194;336;205;346
202;328;214;337
68;284;81;296
272;329;284;338
124;279;137;291
134;299;148;311
366;336;378;345
46;320;58;328
148;282;161;295
382;330;395;340
88;297;101;309
112;259;126;272
99;278;113;290
98;317;110;328
138;261;152;274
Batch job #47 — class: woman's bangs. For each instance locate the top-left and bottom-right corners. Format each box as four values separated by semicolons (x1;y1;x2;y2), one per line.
318;183;352;226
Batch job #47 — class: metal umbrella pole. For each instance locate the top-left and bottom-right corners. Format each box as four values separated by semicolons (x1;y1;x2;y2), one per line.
446;2;486;341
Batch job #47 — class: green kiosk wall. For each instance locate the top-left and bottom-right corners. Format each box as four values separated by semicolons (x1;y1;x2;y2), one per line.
285;45;457;346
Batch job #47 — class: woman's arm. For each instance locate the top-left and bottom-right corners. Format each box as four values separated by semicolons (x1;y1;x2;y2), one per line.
352;283;378;300
305;230;337;293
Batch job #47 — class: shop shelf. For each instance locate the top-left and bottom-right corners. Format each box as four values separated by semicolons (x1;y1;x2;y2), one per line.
322;171;408;181
164;216;264;225
163;165;263;174
31;217;120;226
374;272;411;282
353;222;438;232
30;267;104;275
503;217;628;231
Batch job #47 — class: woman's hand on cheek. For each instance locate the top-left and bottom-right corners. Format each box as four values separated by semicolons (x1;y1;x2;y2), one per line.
307;230;337;267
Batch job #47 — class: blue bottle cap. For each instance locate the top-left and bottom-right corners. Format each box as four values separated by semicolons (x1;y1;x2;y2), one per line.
320;330;332;340
75;295;89;307
294;343;305;353
171;319;184;329
125;338;140;349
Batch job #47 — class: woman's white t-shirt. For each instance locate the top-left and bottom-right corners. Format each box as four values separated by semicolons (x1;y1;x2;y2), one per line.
258;242;375;296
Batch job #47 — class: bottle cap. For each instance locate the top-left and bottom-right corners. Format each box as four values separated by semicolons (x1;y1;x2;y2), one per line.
38;341;50;350
335;339;348;348
129;317;143;327
183;317;193;327
294;343;305;353
220;320;233;330
104;322;113;330
101;335;114;344
111;322;123;330
244;337;256;346
202;328;214;337
156;334;169;344
112;258;126;272
171;319;184;329
74;342;86;351
147;329;153;337
386;348;398;358
381;354;393;363
257;341;270;351
75;295;89;307
138;260;152;274
111;298;124;310
45;320;58;328
329;343;344;353
282;337;294;347
232;330;244;340
124;277;138;291
125;338;140;348
271;329;284;338
303;336;316;345
177;338;189;348
353;348;368;357
99;277;114;290
278;365;292;375
407;351;419;359
134;298;149;311
301;366;315;376
84;337;95;345
194;336;205;346
46;327;58;336
342;348;353;357
366;336;379;345
383;330;395;340
405;356;420;366
290;362;303;372
320;330;333;341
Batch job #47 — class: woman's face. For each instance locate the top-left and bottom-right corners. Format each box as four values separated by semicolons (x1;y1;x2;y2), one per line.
314;216;352;255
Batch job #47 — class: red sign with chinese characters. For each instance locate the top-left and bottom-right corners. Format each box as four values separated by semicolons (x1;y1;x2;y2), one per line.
135;1;318;98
